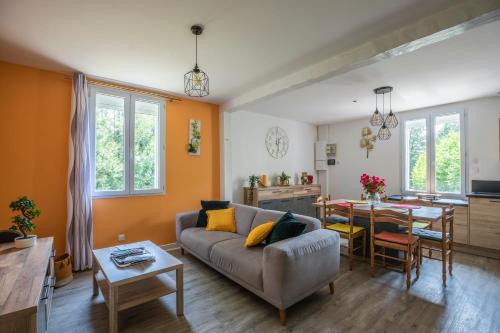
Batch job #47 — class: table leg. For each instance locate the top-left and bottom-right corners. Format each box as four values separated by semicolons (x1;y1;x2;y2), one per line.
176;267;184;316
92;256;99;296
109;285;118;333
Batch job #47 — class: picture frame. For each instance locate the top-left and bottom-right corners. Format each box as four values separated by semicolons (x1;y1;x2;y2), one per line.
188;119;201;156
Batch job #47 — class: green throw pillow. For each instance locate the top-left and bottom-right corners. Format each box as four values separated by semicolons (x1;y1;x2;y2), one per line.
266;211;306;244
196;200;230;227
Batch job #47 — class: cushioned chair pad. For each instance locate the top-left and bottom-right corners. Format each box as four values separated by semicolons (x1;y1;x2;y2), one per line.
325;215;349;224
409;228;449;241
180;228;242;261
326;223;364;234
413;221;430;229
210;237;264;290
375;231;419;245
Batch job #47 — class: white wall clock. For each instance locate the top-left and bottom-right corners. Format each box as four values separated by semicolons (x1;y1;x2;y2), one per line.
265;126;289;159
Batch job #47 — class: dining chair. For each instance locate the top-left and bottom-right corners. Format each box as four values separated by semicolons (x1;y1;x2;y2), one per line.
403;205;455;287
325;203;366;270
370;206;421;289
400;199;433;229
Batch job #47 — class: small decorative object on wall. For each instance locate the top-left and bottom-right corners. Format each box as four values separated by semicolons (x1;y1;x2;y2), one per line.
265;126;289;159
9;196;40;248
188;119;201;155
360;127;376;158
278;171;291;186
360;173;386;204
369;86;398;140
326;143;337;157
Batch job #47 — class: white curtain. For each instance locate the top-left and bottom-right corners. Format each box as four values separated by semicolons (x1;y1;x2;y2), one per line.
66;72;93;271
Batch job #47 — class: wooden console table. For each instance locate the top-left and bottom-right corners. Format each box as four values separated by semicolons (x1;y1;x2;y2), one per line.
0;237;55;333
244;184;321;217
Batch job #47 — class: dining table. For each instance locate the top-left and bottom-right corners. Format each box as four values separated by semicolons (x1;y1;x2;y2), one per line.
311;199;445;259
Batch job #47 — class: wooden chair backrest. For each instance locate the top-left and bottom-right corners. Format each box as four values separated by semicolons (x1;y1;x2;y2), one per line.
400;199;433;207
317;195;331;203
370;206;414;241
331;203;355;233
441;205;455;238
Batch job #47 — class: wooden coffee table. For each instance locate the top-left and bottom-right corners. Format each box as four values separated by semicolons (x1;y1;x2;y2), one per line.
92;240;183;333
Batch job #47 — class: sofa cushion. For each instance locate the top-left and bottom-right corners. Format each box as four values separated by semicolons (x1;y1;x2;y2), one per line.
230;203;260;236
251;209;320;233
206;208;236;232
210;238;264;290
196;200;230;227
266;212;306;245
180;228;242;261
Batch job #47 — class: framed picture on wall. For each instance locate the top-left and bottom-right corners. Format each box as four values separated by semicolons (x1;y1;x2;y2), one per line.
188;119;201;156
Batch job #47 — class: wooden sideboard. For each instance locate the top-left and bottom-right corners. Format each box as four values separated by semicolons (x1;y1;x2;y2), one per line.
244;184;321;217
0;237;55;333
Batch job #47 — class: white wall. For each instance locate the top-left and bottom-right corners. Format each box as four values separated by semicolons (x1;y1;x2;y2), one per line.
318;97;500;199
228;110;317;203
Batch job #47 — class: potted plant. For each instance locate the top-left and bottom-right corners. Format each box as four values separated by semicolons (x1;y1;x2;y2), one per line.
279;171;291;186
9;196;40;248
360;173;386;203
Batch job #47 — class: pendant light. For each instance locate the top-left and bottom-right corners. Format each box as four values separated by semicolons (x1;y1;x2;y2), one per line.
369;86;398;140
184;25;209;97
369;93;383;126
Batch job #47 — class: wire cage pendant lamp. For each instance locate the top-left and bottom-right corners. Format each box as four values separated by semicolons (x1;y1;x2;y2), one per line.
369;86;398;140
184;25;209;97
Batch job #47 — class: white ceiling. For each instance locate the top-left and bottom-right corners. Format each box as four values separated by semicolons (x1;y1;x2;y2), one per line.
0;0;456;103
243;19;500;124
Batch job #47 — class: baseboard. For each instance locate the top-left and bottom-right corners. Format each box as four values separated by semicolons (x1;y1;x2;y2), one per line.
160;242;181;252
454;243;500;260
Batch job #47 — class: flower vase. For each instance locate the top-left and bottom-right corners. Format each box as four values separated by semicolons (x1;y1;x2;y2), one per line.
366;192;381;205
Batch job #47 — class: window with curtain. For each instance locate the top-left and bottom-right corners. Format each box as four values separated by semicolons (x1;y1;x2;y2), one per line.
89;86;165;197
402;111;465;197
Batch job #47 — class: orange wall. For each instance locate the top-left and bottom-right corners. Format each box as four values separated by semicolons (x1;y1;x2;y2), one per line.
0;61;220;254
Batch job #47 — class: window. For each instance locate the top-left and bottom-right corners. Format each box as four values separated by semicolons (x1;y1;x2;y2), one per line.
402;111;465;197
90;87;165;197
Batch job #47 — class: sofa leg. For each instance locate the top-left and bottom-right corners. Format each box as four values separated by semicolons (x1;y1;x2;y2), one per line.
180;247;185;255
329;282;335;295
279;308;286;325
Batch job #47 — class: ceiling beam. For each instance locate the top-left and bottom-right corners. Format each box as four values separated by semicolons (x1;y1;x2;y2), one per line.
221;0;500;112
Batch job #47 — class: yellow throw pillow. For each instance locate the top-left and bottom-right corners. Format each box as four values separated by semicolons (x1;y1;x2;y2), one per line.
245;221;275;247
206;208;236;232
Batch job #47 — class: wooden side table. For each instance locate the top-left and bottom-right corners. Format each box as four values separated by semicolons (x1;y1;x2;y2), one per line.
92;240;183;333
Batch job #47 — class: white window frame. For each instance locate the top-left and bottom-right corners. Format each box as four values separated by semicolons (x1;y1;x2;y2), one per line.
401;109;466;199
89;86;166;198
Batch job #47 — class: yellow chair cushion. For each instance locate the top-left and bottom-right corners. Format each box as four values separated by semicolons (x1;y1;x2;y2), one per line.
206;208;236;232
326;223;364;234
413;221;430;229
245;221;275;247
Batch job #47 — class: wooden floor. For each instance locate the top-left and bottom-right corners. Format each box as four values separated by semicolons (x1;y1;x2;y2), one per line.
49;249;500;333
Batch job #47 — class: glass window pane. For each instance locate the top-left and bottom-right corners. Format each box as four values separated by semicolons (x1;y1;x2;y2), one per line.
405;119;427;192
434;114;461;193
134;100;160;190
95;93;125;192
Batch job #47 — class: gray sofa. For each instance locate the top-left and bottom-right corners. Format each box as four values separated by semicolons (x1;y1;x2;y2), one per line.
176;203;340;324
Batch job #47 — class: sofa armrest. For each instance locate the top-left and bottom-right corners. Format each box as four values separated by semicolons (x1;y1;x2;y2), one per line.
176;210;199;243
262;229;340;309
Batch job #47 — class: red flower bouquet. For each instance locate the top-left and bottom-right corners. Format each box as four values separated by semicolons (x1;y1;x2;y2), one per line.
360;173;386;196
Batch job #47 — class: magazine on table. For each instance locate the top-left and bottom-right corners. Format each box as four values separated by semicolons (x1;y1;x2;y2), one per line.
110;246;155;268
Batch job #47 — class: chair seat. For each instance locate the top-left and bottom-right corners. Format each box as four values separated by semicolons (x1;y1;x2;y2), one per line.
413;221;430;229
408;228;449;241
326;223;364;234
375;231;419;245
326;215;349;224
